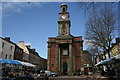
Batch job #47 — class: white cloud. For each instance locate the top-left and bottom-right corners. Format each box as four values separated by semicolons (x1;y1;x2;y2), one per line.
25;43;31;46
83;40;94;49
2;2;44;14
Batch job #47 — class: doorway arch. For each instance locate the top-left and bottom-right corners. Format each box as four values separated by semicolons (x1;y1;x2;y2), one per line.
63;62;68;75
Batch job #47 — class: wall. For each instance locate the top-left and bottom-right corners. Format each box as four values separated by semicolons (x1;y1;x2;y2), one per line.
0;38;15;59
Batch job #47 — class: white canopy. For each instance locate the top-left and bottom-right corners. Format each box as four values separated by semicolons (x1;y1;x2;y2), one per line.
95;57;114;66
17;60;36;67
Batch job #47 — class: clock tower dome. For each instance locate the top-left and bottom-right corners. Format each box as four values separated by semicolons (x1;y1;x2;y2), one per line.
58;3;71;36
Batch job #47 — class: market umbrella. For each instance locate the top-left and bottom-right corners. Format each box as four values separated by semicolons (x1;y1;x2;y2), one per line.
0;58;22;65
17;60;36;67
0;58;12;64
8;59;22;65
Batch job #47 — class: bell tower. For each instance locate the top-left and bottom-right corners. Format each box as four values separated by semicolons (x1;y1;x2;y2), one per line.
58;3;71;36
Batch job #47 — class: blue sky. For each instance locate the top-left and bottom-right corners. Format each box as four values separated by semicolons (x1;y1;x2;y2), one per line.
2;2;86;59
2;2;119;59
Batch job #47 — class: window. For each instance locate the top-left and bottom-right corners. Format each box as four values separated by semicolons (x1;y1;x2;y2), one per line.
11;46;13;51
2;42;4;47
1;52;3;57
9;54;12;59
5;54;7;59
63;48;68;55
52;64;54;66
63;7;65;12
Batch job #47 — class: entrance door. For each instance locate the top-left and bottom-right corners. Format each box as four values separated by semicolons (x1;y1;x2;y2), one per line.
63;62;68;75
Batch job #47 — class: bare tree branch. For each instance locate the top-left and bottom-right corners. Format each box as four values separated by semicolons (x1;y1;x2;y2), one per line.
85;3;117;58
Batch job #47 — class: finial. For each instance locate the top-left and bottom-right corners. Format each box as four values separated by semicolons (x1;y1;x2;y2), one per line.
61;0;66;6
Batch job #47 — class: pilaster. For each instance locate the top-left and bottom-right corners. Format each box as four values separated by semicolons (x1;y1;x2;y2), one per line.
55;44;59;73
68;43;73;75
47;44;51;70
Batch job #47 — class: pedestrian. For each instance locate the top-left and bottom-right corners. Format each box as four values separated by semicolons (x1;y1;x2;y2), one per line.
109;68;115;80
84;68;89;75
101;69;105;76
76;67;80;76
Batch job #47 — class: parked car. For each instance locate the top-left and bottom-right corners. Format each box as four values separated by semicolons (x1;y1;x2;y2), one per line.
38;70;49;80
50;72;58;77
45;70;51;76
44;70;58;77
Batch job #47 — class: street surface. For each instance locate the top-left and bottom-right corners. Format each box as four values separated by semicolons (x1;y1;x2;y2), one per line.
49;76;98;80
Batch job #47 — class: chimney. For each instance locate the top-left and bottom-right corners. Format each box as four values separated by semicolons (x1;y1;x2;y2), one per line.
5;37;10;41
32;49;35;52
26;45;31;48
18;41;24;45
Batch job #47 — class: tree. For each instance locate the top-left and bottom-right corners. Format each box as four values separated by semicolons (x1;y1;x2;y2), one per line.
84;3;117;58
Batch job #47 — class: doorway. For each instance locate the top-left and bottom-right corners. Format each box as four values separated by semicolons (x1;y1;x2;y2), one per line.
63;62;68;75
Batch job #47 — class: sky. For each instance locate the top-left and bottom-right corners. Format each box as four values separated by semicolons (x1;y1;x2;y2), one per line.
2;2;119;59
2;2;87;59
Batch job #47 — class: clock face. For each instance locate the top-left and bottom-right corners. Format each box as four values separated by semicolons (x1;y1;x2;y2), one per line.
61;15;66;19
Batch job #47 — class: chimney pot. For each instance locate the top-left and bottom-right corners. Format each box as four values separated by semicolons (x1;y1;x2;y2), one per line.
5;37;10;41
26;45;31;48
32;49;35;52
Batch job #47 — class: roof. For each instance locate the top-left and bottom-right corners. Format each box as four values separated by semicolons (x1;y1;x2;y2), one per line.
27;47;40;57
1;37;23;50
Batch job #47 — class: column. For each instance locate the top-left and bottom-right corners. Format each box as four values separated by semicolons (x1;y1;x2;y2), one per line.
58;47;61;72
68;43;73;75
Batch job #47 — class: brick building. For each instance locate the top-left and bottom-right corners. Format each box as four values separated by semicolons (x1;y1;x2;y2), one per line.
47;3;84;75
83;50;92;66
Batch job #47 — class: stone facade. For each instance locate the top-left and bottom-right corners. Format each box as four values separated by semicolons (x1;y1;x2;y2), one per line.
0;37;15;59
14;45;23;61
47;4;84;75
26;45;47;71
111;38;120;57
18;41;29;62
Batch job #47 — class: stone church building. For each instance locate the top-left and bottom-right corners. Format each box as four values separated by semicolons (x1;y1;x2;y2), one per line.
47;3;84;76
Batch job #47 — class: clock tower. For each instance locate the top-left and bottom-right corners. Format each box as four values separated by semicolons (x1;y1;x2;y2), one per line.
58;3;71;36
47;3;84;76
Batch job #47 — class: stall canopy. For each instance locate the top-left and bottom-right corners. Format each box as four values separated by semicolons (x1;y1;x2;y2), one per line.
0;58;22;65
95;57;114;66
17;60;36;67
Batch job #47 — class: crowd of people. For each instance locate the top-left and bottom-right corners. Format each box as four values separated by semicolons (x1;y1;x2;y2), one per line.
100;67;120;80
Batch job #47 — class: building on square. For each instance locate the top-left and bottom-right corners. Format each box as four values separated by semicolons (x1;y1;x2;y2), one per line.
47;3;84;75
